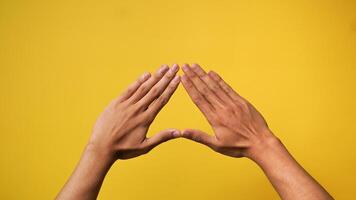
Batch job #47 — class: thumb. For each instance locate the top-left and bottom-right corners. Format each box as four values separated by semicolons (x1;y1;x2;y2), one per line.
182;129;217;149
143;128;181;150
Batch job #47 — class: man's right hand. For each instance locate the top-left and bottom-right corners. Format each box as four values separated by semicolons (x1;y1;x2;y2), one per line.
180;63;333;200
180;63;277;159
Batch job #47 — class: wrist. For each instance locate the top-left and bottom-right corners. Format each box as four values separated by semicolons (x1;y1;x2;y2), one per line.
245;130;285;164
60;143;115;199
84;143;117;167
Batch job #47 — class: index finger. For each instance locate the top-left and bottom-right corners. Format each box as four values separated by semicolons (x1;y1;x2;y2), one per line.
181;74;215;123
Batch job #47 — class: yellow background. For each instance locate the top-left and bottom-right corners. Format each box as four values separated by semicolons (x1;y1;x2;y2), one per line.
1;0;355;199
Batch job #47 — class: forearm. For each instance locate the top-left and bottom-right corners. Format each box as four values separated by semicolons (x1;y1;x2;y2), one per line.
56;144;115;200
249;135;333;200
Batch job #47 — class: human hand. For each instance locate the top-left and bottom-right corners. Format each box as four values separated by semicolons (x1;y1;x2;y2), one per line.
58;63;333;200
180;63;278;159
88;64;181;160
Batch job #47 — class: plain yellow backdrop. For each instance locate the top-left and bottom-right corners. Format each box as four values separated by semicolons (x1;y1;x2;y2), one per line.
1;0;356;199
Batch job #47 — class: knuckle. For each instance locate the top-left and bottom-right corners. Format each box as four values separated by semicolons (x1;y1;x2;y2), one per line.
153;74;162;81
238;100;248;109
183;131;193;139
223;105;235;113
165;72;174;79
185;80;193;87
209;115;219;124
201;86;210;94
151;87;159;95
126;87;134;95
136;78;143;84
223;86;231;93
143;110;152;118
210;84;219;92
218;116;229;125
139;85;147;93
131;103;142;112
158;96;168;106
202;77;215;89
186;72;194;78
219;81;229;90
145;113;156;124
193;135;202;142
138;113;150;124
168;83;177;90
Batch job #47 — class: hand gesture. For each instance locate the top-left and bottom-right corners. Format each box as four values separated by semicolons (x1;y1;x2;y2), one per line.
89;64;181;160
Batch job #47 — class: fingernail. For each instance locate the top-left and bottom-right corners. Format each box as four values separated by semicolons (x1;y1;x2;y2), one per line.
168;64;179;75
209;71;219;80
140;72;150;81
172;63;179;69
158;65;169;74
182;64;189;71
172;75;180;83
172;130;181;137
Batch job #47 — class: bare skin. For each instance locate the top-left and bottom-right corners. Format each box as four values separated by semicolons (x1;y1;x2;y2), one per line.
56;63;333;200
180;63;334;200
56;64;181;200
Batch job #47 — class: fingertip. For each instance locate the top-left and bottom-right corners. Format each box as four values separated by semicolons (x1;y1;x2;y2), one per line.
172;130;181;138
171;63;179;72
208;70;219;80
208;70;215;75
172;74;180;83
191;63;200;68
182;129;192;137
158;64;169;74
172;63;179;69
182;63;190;72
145;129;181;147
140;71;151;81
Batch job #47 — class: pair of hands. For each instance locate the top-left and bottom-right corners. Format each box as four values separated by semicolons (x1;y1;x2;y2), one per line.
57;63;333;200
88;63;277;162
